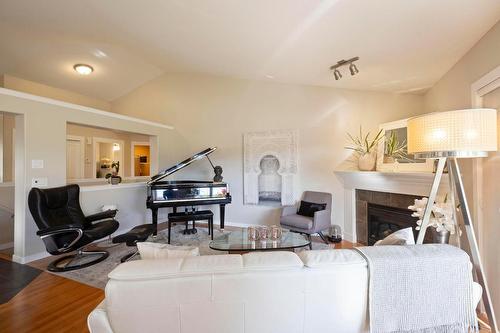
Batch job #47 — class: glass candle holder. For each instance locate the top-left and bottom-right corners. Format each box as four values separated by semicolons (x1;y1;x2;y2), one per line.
258;226;268;241
247;226;258;241
269;225;282;240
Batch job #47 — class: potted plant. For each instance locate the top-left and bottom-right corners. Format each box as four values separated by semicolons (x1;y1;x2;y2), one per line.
105;161;122;185
408;195;457;244
384;131;409;163
345;126;383;171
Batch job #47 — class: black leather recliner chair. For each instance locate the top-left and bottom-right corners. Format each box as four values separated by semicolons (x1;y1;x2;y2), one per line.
28;184;119;272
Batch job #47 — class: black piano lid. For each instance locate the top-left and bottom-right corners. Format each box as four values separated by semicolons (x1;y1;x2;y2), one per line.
147;147;217;185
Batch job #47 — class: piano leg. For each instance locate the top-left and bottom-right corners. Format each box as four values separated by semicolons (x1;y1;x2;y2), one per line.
152;207;158;236
220;204;226;230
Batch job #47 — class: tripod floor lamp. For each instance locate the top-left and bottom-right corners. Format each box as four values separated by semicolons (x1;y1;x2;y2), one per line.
407;108;498;332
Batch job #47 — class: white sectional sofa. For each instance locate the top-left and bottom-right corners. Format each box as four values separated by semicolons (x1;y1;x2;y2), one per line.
88;249;481;333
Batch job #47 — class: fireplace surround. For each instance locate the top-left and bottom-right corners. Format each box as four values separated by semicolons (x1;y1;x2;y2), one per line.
335;170;449;243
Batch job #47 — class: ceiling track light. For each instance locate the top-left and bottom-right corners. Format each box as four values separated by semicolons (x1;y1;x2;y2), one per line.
349;62;359;75
333;69;342;80
329;56;359;80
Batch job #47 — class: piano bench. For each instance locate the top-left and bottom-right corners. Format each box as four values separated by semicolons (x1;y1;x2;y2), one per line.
167;210;214;244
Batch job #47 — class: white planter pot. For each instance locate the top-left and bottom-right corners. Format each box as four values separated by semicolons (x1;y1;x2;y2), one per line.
383;156;396;164
358;152;377;171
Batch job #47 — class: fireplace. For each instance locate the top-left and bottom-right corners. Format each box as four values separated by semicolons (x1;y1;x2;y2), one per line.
367;203;419;245
355;189;433;245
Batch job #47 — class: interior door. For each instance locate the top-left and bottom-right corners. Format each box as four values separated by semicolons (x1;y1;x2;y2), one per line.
481;87;500;326
66;138;84;179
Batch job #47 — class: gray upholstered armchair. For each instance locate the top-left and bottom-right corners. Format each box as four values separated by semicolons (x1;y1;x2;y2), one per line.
280;191;332;247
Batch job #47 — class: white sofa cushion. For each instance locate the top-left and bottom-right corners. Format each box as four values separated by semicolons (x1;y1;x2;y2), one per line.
242;251;303;271
137;242;200;259
108;258;185;280
108;252;304;282
180;254;243;273
109;255;244;281
374;227;415;246
297;249;366;268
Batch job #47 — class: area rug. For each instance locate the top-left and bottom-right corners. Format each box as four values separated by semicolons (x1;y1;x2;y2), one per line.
52;225;329;289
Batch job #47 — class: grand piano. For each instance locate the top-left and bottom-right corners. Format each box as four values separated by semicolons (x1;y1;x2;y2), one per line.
147;147;231;234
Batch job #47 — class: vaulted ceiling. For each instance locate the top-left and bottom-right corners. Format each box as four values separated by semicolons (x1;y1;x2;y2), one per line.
0;0;499;101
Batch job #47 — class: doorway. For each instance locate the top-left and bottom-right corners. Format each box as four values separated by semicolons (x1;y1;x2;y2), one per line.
131;141;151;177
66;135;85;179
0;112;17;260
93;137;124;178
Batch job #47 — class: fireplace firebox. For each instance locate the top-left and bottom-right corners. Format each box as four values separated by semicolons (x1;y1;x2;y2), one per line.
355;190;434;245
367;203;421;245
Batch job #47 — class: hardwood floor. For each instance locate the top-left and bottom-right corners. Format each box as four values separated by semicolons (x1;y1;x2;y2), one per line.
0;271;103;333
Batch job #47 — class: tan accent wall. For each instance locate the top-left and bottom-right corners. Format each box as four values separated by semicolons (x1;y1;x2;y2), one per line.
1;74;111;111
424;21;500;111
423;20;500;324
482;88;500;325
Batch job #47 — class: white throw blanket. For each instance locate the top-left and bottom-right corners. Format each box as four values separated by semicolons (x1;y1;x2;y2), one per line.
354;244;478;333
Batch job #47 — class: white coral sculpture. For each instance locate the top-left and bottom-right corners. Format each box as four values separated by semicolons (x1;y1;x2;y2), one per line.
408;196;457;234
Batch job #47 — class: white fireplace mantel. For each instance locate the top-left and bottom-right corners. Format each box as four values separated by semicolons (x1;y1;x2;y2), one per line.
335;170;449;242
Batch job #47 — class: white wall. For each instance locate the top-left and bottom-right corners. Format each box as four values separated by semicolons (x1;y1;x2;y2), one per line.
112;73;425;238
0;88;174;261
79;185;158;236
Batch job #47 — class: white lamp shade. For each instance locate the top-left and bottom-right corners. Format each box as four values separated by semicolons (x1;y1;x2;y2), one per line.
407;108;497;158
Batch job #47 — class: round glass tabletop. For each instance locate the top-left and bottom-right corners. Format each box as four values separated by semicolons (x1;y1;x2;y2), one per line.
209;229;310;252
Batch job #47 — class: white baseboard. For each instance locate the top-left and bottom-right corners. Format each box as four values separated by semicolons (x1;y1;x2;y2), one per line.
0;241;14;250
12;251;49;264
343;232;354;243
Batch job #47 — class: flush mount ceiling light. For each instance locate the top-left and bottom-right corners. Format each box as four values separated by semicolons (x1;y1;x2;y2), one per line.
73;64;94;75
330;57;359;80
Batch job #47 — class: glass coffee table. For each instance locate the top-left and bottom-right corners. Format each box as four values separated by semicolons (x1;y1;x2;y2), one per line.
209;229;311;253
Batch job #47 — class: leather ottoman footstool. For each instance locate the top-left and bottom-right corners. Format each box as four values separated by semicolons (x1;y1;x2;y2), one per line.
112;224;155;262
